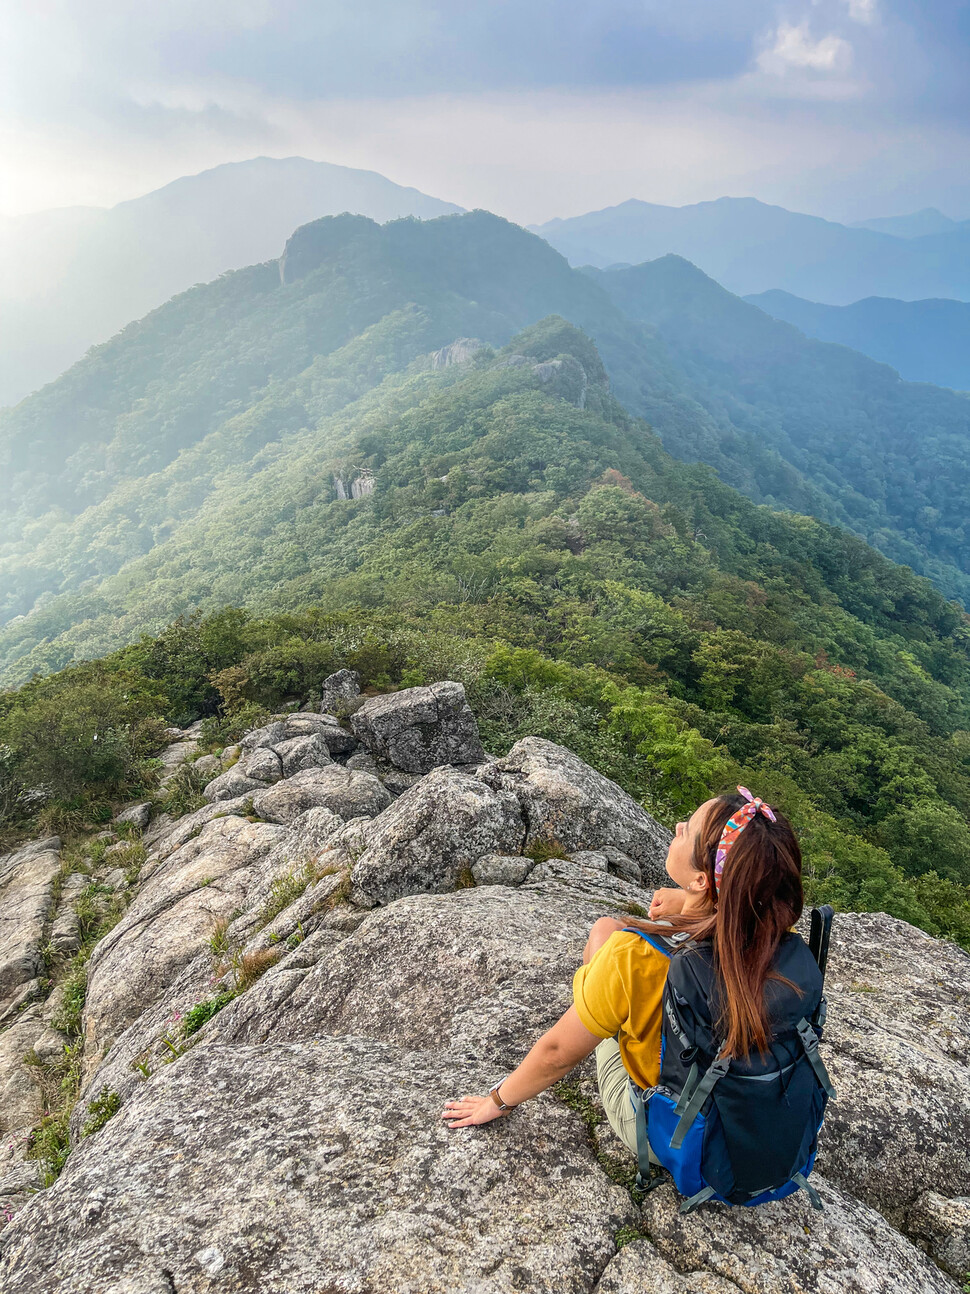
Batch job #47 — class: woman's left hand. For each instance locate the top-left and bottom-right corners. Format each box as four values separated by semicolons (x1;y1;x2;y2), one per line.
442;1094;509;1128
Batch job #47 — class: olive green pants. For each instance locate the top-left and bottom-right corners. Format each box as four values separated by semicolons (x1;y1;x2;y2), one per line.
596;1036;660;1164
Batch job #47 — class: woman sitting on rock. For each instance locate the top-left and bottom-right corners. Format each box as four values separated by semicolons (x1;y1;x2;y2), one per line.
442;789;804;1166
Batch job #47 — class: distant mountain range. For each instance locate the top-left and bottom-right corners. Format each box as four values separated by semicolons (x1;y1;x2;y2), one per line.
3;210;970;692
851;208;961;239
745;290;970;391
532;197;970;303
0;157;461;407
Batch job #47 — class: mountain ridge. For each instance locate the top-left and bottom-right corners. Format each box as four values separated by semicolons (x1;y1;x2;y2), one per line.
744;289;970;390
0;156;462;407
533;196;970;303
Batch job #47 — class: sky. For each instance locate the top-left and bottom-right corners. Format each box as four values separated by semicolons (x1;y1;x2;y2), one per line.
2;0;969;224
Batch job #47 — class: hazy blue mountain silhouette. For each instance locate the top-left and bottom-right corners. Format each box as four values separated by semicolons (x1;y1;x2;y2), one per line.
533;196;970;303
745;290;970;391
0;157;461;407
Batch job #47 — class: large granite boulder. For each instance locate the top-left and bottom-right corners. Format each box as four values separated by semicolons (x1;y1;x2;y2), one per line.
251;766;391;825
811;912;970;1219
351;681;485;772
319;668;361;714
480;738;671;886
348;767;523;906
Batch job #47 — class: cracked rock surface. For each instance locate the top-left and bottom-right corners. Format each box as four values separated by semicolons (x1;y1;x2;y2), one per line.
0;703;967;1293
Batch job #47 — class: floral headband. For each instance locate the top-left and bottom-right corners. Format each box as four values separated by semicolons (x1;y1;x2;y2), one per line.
713;786;777;891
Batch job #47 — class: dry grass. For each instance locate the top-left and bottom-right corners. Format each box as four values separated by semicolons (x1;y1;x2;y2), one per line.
234;947;281;990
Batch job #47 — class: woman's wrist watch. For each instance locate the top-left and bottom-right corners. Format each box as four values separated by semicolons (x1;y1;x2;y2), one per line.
489;1080;514;1111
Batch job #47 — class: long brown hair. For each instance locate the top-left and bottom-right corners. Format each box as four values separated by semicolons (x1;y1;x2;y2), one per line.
627;793;804;1057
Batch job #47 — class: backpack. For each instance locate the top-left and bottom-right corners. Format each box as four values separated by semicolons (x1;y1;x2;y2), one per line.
624;906;836;1215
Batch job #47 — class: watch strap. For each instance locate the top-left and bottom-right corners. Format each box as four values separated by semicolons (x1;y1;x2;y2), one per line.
489;1081;512;1111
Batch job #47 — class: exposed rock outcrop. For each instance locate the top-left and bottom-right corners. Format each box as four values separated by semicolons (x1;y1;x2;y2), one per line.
480;738;671;886
0;837;60;1024
431;337;485;369
351;680;486;772
348;767;524;906
0;695;966;1294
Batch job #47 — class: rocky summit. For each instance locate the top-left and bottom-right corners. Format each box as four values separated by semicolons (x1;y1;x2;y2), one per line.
0;681;968;1293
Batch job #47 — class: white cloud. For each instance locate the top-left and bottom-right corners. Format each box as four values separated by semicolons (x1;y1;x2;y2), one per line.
846;0;877;25
757;22;853;75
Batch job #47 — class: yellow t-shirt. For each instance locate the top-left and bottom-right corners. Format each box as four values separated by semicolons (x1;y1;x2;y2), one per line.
572;930;671;1089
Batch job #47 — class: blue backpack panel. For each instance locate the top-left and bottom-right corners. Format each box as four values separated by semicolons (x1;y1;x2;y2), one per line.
625;925;836;1214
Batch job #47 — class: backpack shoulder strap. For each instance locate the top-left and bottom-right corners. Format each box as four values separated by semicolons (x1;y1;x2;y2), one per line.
621;927;691;959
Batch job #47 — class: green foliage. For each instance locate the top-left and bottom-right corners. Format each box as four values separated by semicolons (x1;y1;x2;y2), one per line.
50;961;88;1037
80;1088;121;1138
182;992;236;1037
198;701;271;751
523;840;569;863
0;299;967;947
157;760;208;818
25;1040;84;1187
257;865;316;928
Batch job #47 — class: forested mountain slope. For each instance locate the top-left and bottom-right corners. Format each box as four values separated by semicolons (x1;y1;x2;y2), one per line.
744;290;970;391
3;303;970;950
591;256;970;603
0;157;461;407
6;209;970;653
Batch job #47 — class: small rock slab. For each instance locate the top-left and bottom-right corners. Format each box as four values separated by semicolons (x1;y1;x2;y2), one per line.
202;766;264;803
906;1190;970;1279
113;802;151;831
0;838;61;1022
472;854;535;887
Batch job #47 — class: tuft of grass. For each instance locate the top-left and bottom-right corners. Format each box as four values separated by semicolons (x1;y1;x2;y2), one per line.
24;1040;84;1187
209;916;231;958
257;864;315;928
182;991;235;1037
35;803;86;837
523;838;569;863
455;866;476;890
87;837;109;866
50;961;87;1036
156;761;207;818
614;1224;650;1251
315;872;352;913
624;902;649;918
99;841;146;887
234;947;280;991
81;1088;121;1138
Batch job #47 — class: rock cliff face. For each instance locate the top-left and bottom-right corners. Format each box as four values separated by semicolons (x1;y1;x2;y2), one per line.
0;683;968;1292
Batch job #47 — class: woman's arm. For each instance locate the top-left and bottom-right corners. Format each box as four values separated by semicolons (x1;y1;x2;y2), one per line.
442;1005;603;1128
